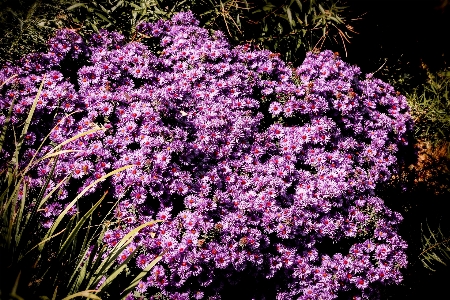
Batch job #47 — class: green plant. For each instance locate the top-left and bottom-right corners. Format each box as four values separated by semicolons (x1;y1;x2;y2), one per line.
0;75;162;299
65;0;187;36
420;221;450;271
407;67;450;157
0;0;76;65
412;68;450;273
0;0;356;67
372;55;418;96
197;0;356;64
0;0;190;66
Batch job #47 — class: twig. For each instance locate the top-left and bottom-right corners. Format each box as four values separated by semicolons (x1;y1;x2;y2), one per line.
372;58;388;75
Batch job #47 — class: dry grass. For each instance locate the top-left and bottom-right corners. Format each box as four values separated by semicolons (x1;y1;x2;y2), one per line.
412;140;450;194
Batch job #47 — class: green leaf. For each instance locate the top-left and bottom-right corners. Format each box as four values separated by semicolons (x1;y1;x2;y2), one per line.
39;150;83;162
277;22;283;34
94;12;112;24
329;16;340;23
58;214;76;250
79;209;93;261
41;165;133;252
0;74;17;89
72;260;88;296
88;221;160;288
70;202;118;290
14;181;27;244
318;4;325;14
67;3;87;10
85;245;109;287
110;0;124;12
68;242;102;293
91;22;99;33
58;192;107;257
10;271;24;300
296;38;302;50
98;4;109;14
262;4;276;12
12;74;46;171
96;248;138;293
119;253;163;297
286;7;294;28
0;88;16;154
36;173;70;211
61;290;100;300
295;12;303;25
130;2;141;9
43;126;105;160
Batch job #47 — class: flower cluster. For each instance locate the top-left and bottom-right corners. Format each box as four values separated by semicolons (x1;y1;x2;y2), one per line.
0;12;412;299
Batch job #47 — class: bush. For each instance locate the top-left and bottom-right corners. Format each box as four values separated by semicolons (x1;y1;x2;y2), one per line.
0;0;356;67
190;0;356;65
0;12;412;299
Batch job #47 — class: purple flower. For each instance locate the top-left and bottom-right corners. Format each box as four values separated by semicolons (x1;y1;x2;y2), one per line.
0;11;414;299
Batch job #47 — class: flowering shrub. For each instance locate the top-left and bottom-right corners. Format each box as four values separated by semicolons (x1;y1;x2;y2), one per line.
0;12;412;299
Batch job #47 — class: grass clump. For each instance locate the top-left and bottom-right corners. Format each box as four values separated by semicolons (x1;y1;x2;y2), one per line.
408;67;450;158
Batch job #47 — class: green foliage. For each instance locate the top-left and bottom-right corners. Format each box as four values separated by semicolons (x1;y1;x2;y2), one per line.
371;55;420;96
197;0;355;64
0;0;75;65
0;0;188;65
407;68;450;157
0;78;161;299
0;0;355;66
420;222;450;271
64;0;187;36
412;68;450;273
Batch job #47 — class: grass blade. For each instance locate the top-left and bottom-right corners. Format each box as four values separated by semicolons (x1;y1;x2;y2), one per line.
0;74;18;153
87;221;161;289
9;271;24;300
0;97;16;155
40;165;134;252
10;74;46;172
61;290;101;300
14;181;27;244
119;252;163;297
58;192;108;257
23;228;66;257
96;247;139;293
